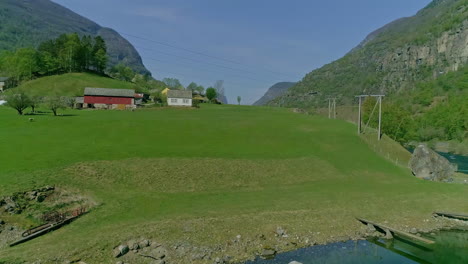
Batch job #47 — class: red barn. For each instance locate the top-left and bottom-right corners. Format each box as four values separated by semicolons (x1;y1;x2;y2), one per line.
84;87;135;109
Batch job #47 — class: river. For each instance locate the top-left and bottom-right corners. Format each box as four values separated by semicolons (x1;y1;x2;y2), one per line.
245;229;468;264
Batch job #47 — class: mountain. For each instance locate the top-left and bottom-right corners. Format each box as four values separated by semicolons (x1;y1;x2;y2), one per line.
253;82;296;106
0;0;150;75
268;0;467;107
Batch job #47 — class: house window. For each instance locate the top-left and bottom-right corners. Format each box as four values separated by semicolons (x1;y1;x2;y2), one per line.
171;98;177;103
183;99;189;104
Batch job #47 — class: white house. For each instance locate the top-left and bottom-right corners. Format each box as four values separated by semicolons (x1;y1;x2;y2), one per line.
167;90;192;107
0;77;8;92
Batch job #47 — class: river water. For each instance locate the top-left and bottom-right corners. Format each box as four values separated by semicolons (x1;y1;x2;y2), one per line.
437;152;468;174
245;229;468;264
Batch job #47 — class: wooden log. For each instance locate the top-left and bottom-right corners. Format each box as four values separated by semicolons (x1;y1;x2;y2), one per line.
434;211;468;220
10;215;81;247
357;218;435;245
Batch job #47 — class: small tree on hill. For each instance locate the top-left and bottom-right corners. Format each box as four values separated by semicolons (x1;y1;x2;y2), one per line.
237;96;241;105
206;87;217;102
46;96;67;116
30;96;42;113
5;92;31;115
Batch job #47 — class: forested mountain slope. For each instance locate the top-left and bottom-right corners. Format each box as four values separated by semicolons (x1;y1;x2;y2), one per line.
0;0;150;74
268;0;467;107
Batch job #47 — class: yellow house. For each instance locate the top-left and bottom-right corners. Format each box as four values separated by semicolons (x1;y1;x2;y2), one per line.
161;88;170;96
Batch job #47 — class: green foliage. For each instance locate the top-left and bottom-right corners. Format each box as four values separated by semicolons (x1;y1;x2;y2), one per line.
237;96;241;105
0;0;150;74
206;87;217;101
5;92;31;115
0;34;109;84
162;78;184;90
45;96;67;116
109;63;135;82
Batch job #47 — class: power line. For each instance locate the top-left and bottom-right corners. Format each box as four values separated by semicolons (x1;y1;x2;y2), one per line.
146;59;265;88
119;31;297;80
134;45;274;80
141;54;271;84
136;46;282;82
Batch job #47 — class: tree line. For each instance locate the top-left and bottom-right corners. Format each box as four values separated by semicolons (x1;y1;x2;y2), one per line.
0;33;108;85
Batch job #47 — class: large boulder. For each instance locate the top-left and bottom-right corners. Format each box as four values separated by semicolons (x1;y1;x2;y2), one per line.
409;145;457;181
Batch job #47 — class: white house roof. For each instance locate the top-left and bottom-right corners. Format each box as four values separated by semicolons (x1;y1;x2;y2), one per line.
167;90;192;99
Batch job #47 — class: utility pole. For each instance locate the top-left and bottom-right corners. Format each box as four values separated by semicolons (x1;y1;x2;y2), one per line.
333;98;337;119
357;96;362;134
326;97;337;119
355;94;385;140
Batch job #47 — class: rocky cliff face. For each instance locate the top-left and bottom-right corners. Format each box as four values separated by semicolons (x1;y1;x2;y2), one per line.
268;0;467;107
0;0;150;75
253;82;296;106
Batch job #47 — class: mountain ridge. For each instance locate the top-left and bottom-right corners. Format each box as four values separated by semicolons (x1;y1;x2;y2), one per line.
0;0;150;75
253;82;296;106
267;0;467;107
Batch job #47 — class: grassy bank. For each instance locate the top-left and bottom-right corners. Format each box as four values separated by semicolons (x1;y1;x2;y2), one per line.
7;72;137;97
0;105;467;263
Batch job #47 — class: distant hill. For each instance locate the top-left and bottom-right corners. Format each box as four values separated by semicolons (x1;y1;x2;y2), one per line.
269;0;467;107
253;82;296;106
0;0;150;75
13;73;137;97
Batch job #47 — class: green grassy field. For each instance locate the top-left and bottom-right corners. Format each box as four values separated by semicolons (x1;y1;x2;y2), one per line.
0;104;467;263
9;73;137;97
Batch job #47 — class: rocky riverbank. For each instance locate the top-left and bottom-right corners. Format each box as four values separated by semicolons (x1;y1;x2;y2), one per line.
102;215;466;264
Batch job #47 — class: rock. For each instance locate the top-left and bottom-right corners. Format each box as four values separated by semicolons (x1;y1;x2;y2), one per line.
151;247;167;259
260;248;276;259
385;229;393;239
289;261;303;264
128;239;140;250
116;262;123;264
2;197;21;214
410;228;418;234
139;239;150;248
366;223;376;233
113;244;129;258
35;194;47;203
276;226;286;236
409;145;457;181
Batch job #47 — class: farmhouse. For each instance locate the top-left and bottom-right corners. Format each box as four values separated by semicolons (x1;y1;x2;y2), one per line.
83;87;136;109
167;90;192;107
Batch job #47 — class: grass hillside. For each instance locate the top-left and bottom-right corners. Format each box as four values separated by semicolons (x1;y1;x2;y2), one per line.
11;73;137;97
0;105;467;263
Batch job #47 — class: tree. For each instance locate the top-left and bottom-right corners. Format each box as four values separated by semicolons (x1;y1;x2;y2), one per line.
163;78;184;90
110;63;135;82
45;96;66;116
186;82;198;91
30;96;42;113
195;85;205;94
206;87;217;101
237;96;241;105
94;49;108;74
153;92;167;106
5;92;31;115
214;80;225;101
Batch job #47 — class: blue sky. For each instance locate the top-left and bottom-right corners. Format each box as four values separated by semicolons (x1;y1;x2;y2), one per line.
54;0;431;104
